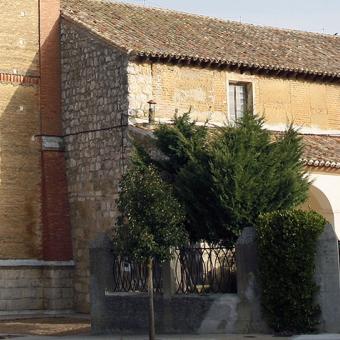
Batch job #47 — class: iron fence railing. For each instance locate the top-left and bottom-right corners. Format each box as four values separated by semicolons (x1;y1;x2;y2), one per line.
112;244;237;295
174;245;237;294
112;256;163;293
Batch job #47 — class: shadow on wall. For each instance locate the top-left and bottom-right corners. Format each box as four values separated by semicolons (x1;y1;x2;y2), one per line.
0;59;42;260
301;185;335;227
0;15;73;261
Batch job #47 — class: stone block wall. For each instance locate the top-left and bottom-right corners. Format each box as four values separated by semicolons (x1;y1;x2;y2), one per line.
61;19;130;312
0;263;74;313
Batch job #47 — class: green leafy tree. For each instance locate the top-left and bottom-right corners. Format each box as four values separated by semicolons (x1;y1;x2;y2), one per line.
147;113;309;246
115;153;188;340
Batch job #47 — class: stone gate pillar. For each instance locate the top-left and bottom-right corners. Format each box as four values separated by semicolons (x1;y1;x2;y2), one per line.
315;223;340;332
90;233;114;333
235;227;268;332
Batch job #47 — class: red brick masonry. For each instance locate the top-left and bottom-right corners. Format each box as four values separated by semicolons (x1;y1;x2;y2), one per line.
41;151;73;261
0;73;39;85
40;0;73;261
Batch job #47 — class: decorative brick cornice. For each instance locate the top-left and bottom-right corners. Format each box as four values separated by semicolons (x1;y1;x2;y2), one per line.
0;72;40;85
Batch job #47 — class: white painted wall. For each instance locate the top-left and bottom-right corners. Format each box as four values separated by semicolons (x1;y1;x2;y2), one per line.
307;172;340;239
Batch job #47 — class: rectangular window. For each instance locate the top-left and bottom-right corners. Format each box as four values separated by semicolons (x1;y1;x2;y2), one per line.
228;82;252;122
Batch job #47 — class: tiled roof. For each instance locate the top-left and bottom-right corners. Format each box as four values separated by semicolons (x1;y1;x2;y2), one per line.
61;0;340;81
301;134;340;169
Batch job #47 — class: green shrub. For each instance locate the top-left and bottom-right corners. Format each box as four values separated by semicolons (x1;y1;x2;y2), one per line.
257;210;326;333
148;113;309;246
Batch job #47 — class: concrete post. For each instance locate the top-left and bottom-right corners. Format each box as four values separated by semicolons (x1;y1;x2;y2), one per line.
89;233;114;333
315;224;340;332
162;258;177;298
235;227;268;333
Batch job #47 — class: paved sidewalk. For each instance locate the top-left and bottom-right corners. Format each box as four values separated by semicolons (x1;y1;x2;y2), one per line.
5;334;340;340
1;335;292;340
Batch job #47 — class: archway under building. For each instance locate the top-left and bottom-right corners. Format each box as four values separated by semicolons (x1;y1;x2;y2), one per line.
300;171;340;240
301;185;335;227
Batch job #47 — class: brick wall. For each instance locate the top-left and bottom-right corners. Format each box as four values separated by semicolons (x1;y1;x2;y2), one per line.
0;0;39;75
41;152;73;261
39;0;62;135
0;0;42;259
39;0;73;262
128;62;340;132
0;0;74;312
61;19;130;312
0;82;42;259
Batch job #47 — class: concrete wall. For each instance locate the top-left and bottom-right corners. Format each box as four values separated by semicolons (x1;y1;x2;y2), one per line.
61;19;130;312
128;61;340;134
98;294;241;334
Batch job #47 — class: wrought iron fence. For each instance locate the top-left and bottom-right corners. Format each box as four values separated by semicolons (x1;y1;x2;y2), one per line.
112;256;163;293
174;244;237;294
111;244;237;295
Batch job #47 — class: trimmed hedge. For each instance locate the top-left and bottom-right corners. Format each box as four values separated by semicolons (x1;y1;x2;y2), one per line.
257;209;326;333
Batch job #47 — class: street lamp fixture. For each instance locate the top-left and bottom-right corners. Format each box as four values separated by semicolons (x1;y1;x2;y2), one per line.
147;100;156;124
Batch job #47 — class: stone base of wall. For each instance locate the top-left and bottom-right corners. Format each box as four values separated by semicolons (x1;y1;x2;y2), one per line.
92;293;266;335
90;231;269;335
0;262;74;312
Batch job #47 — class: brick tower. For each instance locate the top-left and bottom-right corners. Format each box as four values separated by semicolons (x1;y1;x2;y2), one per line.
0;0;73;312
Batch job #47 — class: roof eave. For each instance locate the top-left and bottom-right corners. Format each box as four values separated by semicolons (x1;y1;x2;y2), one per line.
133;52;340;83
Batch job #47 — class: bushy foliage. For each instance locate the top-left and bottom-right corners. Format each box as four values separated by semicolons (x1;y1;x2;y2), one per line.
115;152;188;262
148;113;309;246
152;112;208;180
257;209;326;333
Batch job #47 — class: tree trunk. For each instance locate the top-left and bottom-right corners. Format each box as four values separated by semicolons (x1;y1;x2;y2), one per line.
147;257;155;340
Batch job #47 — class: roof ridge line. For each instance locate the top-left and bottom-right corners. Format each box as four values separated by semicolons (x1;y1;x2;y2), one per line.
100;0;339;38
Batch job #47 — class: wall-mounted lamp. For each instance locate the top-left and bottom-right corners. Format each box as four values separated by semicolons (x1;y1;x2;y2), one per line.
147;100;156;124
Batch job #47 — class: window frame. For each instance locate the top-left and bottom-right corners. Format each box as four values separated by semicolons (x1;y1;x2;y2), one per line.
227;81;253;123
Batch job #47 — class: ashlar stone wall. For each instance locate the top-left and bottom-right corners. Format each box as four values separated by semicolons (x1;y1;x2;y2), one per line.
0;264;74;313
61;19;130;313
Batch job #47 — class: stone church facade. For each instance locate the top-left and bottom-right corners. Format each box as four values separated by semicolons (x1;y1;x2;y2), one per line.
0;0;339;313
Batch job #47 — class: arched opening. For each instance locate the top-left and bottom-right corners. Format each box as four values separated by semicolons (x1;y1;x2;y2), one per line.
300;185;335;227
